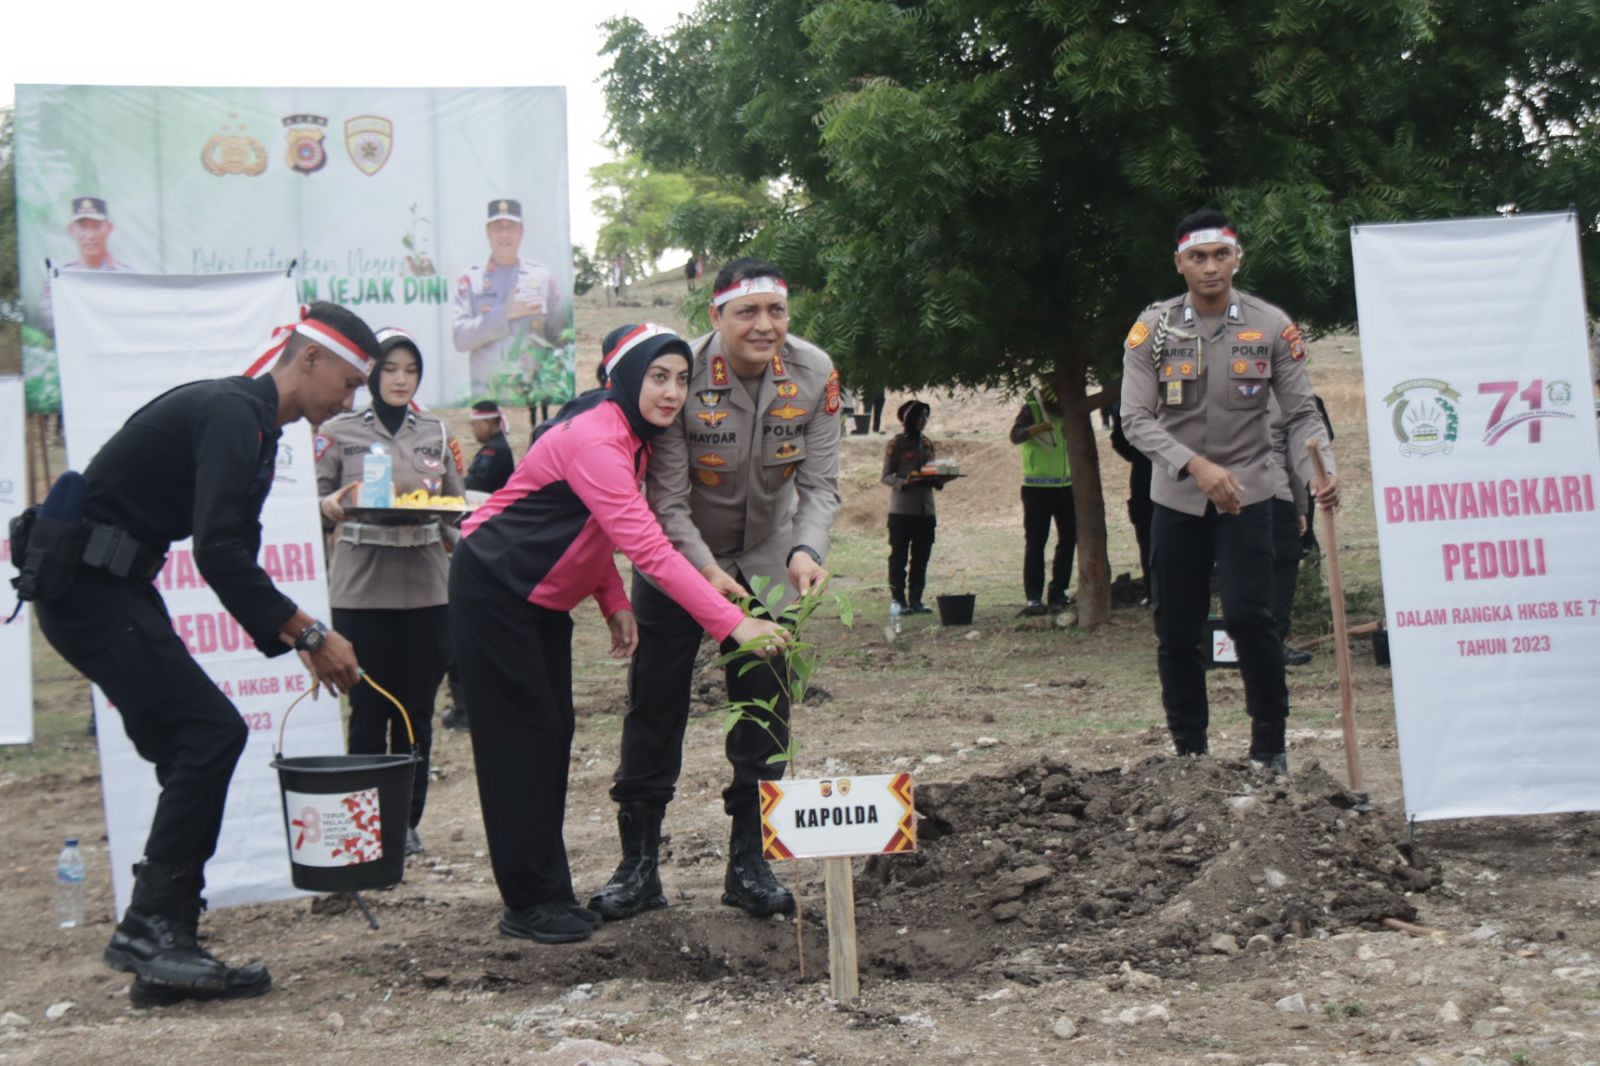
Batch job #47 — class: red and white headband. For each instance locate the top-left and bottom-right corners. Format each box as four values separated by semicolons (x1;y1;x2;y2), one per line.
1176;227;1238;254
711;275;787;309
603;323;680;378
242;307;374;378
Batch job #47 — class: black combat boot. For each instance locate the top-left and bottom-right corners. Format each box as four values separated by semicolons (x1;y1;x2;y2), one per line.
588;803;667;921
105;861;271;1001
1249;718;1289;774
721;804;794;918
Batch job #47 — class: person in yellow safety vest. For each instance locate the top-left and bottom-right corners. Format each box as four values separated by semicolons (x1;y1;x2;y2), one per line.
1009;382;1076;616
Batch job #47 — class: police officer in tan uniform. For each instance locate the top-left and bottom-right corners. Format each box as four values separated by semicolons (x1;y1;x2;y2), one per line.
450;198;566;411
316;328;464;854
1119;210;1338;771
590;257;842;922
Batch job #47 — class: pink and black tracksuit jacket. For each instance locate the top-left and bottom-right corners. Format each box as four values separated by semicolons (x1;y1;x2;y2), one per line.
459;400;742;640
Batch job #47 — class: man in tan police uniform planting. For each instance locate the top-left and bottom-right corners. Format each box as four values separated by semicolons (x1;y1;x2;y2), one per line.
1119;209;1338;772
591;257;842;921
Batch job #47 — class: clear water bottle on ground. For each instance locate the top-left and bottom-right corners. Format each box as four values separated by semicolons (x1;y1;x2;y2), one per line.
55;839;86;929
889;600;902;636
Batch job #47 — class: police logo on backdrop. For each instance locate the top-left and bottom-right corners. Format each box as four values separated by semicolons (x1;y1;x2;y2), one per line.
1383;378;1460;456
282;114;330;175
201;115;268;177
345;115;394;176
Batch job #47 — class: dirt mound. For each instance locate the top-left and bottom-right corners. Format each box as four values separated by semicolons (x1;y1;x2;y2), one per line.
854;754;1435;982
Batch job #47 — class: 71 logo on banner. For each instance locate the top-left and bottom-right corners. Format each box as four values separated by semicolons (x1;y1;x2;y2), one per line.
1479;379;1575;445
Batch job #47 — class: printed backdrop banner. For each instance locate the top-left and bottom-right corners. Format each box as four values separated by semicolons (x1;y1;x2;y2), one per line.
52;270;341;914
0;377;32;746
14;84;574;414
1351;212;1600;822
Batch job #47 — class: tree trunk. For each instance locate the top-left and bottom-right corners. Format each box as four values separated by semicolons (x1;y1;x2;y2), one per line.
1055;357;1111;630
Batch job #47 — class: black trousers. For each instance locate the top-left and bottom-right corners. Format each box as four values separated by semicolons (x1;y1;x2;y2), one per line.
1129;464;1154;588
612;572;789;815
36;569;247;868
448;547;577;911
1150;501;1287;757
1021;485;1076;602
333;605;447;829
887;514;936;605
1269;498;1303;643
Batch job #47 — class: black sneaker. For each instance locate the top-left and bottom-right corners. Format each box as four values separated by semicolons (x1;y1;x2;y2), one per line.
1283;643;1313;666
1251;752;1290;774
1018;602;1049;617
907;602;932;615
499;903;595;944
564;901;603;929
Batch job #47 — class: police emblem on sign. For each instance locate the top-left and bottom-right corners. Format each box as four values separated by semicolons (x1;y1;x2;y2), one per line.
1384;378;1461;457
345;115;393;176
282;114;329;175
201;115;268;177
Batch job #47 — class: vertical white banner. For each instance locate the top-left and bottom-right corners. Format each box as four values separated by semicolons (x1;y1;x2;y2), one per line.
53;270;343;913
0;377;34;746
1352;213;1600;821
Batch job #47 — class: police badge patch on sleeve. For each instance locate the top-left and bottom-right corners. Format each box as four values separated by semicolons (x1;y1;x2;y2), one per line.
825;370;841;414
1125;321;1150;349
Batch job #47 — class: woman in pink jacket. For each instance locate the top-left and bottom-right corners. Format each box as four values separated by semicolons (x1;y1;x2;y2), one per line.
450;324;785;945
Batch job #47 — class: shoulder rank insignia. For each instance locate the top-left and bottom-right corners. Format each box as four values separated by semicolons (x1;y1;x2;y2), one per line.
710;355;730;387
696;410;730;427
770;351;788;378
776;381;799;398
768;402;807;421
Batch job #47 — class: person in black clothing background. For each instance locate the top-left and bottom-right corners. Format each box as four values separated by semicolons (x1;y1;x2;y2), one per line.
24;302;374;1006
1109;404;1154;600
464;400;516;495
881;400;939;613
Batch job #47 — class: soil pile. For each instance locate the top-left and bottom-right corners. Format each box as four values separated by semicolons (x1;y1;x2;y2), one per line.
855;754;1436;982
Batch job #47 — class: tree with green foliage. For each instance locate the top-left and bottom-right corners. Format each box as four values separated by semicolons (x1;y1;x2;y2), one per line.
591;154;776;281
602;0;1600;628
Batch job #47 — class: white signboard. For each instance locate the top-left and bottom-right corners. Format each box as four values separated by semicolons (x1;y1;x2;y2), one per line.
1351;212;1600;821
53;269;343;913
0;377;33;746
761;774;916;861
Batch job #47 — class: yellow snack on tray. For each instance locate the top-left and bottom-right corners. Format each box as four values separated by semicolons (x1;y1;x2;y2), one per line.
392;491;467;509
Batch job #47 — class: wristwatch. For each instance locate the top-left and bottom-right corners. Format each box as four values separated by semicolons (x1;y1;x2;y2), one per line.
293;620;329;653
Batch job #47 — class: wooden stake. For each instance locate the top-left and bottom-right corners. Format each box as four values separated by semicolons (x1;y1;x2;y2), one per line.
1307;440;1366;795
822;857;859;1003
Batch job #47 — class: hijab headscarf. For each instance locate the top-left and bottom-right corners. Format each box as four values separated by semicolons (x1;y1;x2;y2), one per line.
897;399;930;440
546;323;691;444
371;327;422;436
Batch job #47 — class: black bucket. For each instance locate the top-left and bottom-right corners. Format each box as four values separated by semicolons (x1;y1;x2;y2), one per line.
272;678;418;893
936;593;975;626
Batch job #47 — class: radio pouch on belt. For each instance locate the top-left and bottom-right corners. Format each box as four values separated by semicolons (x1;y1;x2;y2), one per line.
9;471;90;607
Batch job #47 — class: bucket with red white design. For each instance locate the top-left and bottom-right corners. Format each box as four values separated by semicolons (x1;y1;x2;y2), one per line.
272;677;418;892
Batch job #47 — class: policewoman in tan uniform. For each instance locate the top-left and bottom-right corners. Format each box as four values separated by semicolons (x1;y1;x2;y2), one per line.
316;328;464;855
590;257;842;923
1119;210;1337;771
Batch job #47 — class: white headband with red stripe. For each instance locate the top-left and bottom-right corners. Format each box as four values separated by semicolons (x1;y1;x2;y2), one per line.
1176;227;1238;254
712;275;787;308
243;307;374;378
603;323;680;377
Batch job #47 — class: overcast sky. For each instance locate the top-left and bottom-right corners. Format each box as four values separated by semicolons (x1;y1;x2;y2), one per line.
2;0;694;247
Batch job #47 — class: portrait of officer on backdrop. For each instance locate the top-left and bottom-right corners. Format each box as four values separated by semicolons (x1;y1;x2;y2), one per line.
450;198;568;413
41;196;132;330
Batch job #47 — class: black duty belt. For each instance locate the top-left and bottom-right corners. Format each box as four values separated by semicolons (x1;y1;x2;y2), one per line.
82;523;167;582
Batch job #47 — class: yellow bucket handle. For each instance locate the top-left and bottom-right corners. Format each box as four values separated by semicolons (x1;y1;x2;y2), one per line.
275;672;417;757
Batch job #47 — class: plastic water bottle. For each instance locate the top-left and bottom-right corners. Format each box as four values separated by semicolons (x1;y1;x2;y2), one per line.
55;839;86;929
359;444;393;508
889;600;902;635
